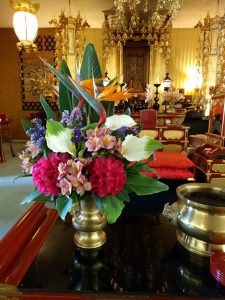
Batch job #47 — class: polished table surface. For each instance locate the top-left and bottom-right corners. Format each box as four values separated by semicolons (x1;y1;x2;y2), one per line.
19;213;225;298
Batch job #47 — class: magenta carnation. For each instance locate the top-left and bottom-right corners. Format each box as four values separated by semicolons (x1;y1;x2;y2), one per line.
32;153;68;196
87;156;126;198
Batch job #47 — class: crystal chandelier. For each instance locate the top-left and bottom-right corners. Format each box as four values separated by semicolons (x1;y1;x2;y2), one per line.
102;0;183;66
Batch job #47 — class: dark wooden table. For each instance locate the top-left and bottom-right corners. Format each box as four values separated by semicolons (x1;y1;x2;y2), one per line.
1;203;225;299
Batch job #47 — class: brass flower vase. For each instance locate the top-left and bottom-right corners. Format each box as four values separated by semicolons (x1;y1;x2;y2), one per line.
72;197;107;249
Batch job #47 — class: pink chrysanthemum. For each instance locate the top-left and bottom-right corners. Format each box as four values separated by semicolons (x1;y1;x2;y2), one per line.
32;152;68;196
87;156;126;198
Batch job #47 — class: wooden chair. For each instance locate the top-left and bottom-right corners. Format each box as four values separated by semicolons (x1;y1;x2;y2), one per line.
0;113;16;162
140;109;157;129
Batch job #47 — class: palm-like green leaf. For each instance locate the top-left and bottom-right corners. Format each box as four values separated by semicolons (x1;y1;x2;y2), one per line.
80;43;102;81
42;59;81;99
56;195;73;220
80;43;105;123
103;195;125;224
42;59;104;119
40;95;57;120
21;188;50;204
125;174;168;195
21;119;33;133
59;59;73;113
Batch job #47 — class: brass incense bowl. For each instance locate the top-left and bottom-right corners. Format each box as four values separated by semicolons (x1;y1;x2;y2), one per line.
163;183;225;256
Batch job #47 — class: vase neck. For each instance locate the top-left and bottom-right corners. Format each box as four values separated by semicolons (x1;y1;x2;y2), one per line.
80;198;99;213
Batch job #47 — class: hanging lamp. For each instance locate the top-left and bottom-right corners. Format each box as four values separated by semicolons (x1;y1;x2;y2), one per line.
9;0;40;52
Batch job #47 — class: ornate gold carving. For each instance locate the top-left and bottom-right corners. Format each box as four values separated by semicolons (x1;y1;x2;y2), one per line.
163;130;184;140
0;283;22;300
49;12;90;71
195;13;225;97
139;130;158;139
163;144;183;152
157;115;185;126
212;164;225;173
9;0;39;13
102;0;183;67
211;177;225;186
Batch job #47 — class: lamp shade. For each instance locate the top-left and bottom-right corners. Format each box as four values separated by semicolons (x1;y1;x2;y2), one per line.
13;11;38;43
163;73;172;91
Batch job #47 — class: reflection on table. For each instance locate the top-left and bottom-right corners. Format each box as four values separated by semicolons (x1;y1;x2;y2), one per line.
19;213;225;298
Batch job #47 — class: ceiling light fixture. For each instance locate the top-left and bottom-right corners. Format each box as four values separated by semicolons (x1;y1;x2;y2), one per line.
9;0;39;53
102;0;183;67
49;11;90;71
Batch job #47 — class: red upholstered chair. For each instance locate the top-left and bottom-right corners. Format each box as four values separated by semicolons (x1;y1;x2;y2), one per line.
0;113;16;163
140;109;157;129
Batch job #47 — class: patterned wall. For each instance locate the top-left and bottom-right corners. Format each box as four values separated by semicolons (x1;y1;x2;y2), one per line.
19;34;58;111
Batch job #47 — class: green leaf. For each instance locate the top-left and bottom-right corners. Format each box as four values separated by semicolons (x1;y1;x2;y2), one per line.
13;174;31;183
116;189;130;203
21;188;50;204
71;93;79;108
80;43;102;81
40;95;57;120
59;59;73;113
124;107;131;116
125;174;168;196
93;195;104;210
42;58;81;100
127;163;155;174
46;120;64;135
21;119;33;133
42;59;105;118
79;43;105;122
145;139;164;152
103;195;125;224
81;122;98;132
102;101;114;117
56;195;73;220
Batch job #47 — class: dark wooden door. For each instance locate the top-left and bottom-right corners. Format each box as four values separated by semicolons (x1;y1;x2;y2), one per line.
123;40;150;92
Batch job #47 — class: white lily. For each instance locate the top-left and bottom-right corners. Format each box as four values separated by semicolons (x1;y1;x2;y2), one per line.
121;134;154;162
46;120;75;155
105;114;136;130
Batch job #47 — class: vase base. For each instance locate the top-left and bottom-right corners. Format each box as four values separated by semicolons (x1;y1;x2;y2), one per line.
74;230;106;249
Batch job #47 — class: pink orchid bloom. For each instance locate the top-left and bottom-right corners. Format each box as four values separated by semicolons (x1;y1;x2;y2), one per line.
85;137;101;152
26;141;40;158
100;135;116;150
58;177;73;196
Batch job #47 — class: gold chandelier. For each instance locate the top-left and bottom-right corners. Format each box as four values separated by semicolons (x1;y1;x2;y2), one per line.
9;0;39;53
102;0;183;66
49;11;90;71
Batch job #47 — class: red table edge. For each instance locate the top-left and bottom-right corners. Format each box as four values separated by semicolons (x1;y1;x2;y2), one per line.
0;202;58;286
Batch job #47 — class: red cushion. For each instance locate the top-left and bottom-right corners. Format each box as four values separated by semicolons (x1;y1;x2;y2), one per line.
141;168;194;180
148;151;194;169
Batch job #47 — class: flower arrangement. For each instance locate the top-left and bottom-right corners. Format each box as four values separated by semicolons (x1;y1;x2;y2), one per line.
163;85;185;112
145;83;152;104
19;44;168;224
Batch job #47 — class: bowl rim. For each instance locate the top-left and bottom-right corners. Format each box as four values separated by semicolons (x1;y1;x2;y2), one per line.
176;183;225;210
